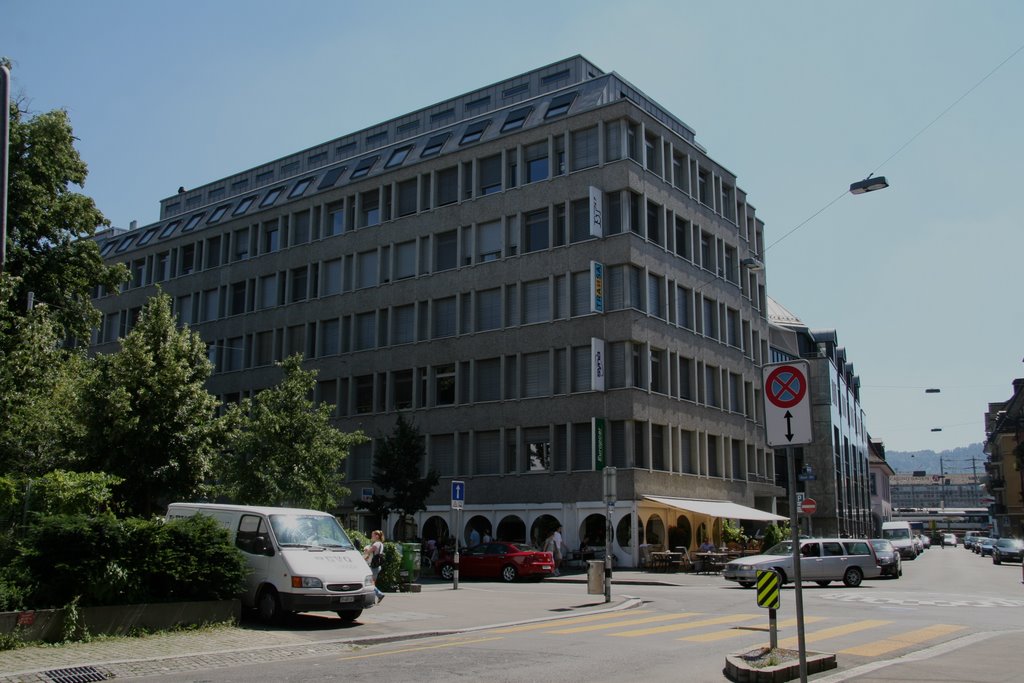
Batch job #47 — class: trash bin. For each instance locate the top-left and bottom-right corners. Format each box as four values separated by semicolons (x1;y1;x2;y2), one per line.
587;560;604;595
400;542;421;583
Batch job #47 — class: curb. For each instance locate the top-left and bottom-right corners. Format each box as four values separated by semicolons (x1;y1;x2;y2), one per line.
0;597;643;680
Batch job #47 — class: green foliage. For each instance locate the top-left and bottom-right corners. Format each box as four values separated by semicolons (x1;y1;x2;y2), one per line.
0;275;92;476
11;514;246;608
4;92;127;343
215;355;364;510
81;292;222;516
376;542;401;592
357;415;439;540
762;522;790;549
26;470;122;516
721;519;746;545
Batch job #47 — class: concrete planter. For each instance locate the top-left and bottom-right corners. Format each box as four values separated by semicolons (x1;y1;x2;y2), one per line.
725;648;837;683
0;600;240;643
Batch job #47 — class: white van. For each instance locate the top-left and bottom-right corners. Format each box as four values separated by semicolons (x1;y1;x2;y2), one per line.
166;503;376;623
881;521;918;560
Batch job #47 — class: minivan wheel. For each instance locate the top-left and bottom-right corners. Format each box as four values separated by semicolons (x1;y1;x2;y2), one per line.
738;581;754;588
816;580;831;587
842;567;863;588
257;587;282;623
336;609;362;623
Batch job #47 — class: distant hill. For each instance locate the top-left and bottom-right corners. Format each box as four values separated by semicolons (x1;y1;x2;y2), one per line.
885;443;986;475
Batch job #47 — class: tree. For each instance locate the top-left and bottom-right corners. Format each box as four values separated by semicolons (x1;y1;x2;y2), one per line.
81;291;221;516
3;59;127;342
216;355;365;511
358;415;439;540
0;273;92;476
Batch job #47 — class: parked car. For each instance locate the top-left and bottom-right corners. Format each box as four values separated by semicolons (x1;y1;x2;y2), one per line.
942;533;957;547
434;541;554;582
919;534;931;550
963;532;983;550
992;538;1024;564
869;539;902;578
723;538;881;588
978;537;997;557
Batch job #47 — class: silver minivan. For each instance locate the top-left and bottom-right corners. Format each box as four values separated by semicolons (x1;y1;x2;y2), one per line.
723;538;882;588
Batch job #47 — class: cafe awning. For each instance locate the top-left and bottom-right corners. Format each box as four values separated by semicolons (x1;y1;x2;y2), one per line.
643;495;786;522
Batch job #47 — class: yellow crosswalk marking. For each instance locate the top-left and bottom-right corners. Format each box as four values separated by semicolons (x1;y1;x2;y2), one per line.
681;616;827;642
492;610;652;633
608;614;762;638
548;612;702;634
838;624;966;657
772;619;891;648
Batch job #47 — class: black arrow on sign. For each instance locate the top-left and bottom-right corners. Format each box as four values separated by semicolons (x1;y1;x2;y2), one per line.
784;411;794;441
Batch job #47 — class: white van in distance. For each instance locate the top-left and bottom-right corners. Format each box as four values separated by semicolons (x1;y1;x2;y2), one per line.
166;503;376;623
881;520;918;560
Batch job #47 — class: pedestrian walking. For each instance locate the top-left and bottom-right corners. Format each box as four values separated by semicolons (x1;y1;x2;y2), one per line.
363;530;386;602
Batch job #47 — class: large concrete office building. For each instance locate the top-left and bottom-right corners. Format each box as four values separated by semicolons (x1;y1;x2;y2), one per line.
92;56;785;565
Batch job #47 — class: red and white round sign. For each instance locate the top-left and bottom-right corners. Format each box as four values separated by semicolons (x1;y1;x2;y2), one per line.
800;498;817;515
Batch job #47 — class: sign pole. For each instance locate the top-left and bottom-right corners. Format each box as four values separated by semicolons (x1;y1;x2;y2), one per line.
603;467;616;604
453;507;460;591
788;447;808;682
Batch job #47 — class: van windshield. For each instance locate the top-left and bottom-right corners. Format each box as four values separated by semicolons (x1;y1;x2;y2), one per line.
882;528;910;540
269;514;355;549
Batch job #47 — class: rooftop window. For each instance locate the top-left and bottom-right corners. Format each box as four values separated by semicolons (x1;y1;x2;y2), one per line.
288;177;315;198
460;120;491;145
259;187;284;207
501;106;533;132
100;241;117;256
159;220;182;239
544;92;577;119
317;166;347;190
421;133;450;158
385;145;414;168
233;195;257;216
541;69;570;85
502;83;529;99
398;120;420;134
115;235;137;253
349;155;379;180
137;227;159;246
336;142;357;157
182;212;205;232
207;205;231;224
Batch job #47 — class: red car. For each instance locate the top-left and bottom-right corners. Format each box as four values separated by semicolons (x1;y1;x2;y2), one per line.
434;542;555;582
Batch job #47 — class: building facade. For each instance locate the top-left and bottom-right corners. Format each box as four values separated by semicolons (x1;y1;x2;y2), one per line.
767;298;872;538
984;378;1024;538
868;438;895;535
889;473;984;510
91;56;785;564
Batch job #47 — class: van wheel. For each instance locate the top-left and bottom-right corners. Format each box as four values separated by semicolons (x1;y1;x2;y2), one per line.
336;609;362;623
842;567;863;588
257;587;282;623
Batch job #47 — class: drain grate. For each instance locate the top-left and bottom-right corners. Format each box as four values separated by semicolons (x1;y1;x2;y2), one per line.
43;666;109;683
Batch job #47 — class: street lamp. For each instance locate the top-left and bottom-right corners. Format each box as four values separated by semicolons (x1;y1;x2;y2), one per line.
849;175;889;194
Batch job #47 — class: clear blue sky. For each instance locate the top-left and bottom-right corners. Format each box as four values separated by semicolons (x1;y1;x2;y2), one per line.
4;0;1022;453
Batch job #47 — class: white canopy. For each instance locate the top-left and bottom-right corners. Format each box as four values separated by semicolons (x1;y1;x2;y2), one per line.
643;495;786;522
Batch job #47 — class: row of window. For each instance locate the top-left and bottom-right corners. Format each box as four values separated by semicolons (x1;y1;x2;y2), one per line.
105;116;764;267
164;88;582;220
199;337;760;425
338;420;773;482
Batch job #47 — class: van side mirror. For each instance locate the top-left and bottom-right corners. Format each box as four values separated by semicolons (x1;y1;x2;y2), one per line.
253;536;275;556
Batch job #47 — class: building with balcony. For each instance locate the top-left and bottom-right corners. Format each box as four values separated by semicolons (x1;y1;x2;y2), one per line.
766;298;872;538
90;56;786;565
868;438;895;535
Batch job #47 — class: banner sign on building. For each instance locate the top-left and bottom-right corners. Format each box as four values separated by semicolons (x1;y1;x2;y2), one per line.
589;186;603;238
590;261;604;313
591;337;606;391
593;417;607;470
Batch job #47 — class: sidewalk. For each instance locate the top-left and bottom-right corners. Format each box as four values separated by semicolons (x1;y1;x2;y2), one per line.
0;569;662;681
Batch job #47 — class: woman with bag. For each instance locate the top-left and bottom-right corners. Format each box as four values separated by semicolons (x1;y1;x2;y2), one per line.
364;529;386;603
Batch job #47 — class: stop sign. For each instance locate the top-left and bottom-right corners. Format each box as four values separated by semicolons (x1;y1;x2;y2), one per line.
800;497;817;515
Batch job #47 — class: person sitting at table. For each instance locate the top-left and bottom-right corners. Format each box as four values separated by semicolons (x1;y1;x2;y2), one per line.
699;539;716;553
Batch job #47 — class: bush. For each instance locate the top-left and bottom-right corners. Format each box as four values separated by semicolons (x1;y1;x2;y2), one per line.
12;514;246;608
